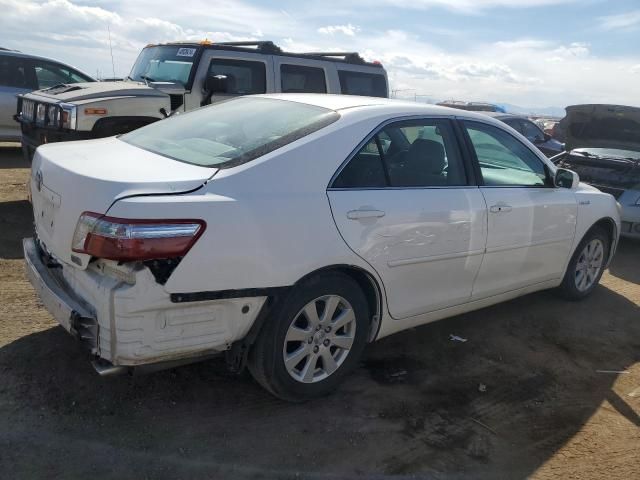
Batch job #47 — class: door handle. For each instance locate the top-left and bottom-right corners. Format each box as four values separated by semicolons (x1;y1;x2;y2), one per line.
347;209;386;220
489;204;512;213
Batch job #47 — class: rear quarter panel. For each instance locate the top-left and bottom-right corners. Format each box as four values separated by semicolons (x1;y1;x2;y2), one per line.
106;113;388;295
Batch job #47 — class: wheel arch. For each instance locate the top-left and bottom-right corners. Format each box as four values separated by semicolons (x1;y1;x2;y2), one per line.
294;264;384;343
584;216;618;266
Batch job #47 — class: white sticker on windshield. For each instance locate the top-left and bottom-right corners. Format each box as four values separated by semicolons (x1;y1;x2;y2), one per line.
176;48;196;57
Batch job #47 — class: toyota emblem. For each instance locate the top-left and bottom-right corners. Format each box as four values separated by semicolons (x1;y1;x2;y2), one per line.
35;170;43;192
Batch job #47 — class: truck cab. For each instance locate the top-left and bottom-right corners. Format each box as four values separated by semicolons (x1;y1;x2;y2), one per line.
16;41;388;161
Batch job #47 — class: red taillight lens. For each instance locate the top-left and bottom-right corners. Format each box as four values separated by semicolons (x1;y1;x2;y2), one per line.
72;212;205;261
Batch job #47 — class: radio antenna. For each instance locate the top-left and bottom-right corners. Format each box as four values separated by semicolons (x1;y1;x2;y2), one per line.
107;25;116;78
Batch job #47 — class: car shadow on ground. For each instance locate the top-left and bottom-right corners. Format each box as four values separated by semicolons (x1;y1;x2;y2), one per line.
0;200;33;259
1;282;638;479
0;145;27;169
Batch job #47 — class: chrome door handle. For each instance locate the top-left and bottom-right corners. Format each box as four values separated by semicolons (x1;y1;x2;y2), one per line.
347;209;386;220
489;204;512;213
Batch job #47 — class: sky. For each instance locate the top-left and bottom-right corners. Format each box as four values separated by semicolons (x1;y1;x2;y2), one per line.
1;0;640;111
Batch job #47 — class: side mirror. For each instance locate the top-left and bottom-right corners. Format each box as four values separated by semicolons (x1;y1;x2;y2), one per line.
555;168;579;189
204;74;229;94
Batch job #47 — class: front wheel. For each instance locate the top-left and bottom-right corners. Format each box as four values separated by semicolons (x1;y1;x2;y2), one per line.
557;227;609;300
248;272;369;402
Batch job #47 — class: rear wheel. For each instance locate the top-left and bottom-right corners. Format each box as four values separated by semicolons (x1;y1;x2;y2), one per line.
557;227;609;300
248;272;369;402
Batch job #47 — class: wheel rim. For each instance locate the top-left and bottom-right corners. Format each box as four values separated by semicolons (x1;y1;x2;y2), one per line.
574;239;604;292
282;295;356;384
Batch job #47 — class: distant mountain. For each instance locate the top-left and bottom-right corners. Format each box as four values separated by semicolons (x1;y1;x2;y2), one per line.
497;103;566;118
393;96;567;118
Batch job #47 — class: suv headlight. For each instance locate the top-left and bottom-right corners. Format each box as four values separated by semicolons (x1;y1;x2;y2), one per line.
59;103;77;130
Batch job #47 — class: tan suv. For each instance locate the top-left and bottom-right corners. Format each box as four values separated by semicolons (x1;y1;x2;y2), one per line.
16;40;388;161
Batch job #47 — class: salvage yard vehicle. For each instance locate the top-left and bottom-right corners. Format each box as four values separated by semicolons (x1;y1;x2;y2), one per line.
553;104;640;239
15;40;388;161
24;94;620;401
0;48;94;142
482;112;565;158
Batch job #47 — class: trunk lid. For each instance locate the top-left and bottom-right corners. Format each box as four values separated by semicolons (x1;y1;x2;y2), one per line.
30;137;216;269
563;104;640;152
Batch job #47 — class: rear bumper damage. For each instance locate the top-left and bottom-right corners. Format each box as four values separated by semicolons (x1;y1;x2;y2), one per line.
23;237;267;374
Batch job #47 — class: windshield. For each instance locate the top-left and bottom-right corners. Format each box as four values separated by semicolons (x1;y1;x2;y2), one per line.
128;45;200;86
121;97;340;168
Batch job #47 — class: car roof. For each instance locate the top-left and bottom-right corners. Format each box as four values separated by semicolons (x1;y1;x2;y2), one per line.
257;93;502;121
480;111;520;120
0;49;95;79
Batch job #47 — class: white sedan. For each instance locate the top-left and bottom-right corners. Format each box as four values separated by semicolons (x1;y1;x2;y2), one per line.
25;94;620;401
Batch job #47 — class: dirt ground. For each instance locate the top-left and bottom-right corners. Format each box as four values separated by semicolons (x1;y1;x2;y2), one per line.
0;143;638;479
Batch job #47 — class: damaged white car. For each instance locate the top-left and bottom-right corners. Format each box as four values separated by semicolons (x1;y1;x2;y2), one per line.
25;94;620;401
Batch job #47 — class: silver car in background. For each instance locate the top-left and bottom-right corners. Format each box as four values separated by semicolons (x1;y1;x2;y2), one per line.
0;48;94;142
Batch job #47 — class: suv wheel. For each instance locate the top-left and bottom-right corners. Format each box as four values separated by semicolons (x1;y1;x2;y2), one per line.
248;272;369;402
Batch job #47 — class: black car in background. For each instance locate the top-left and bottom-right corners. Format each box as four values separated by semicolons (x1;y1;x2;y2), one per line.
482;112;565;157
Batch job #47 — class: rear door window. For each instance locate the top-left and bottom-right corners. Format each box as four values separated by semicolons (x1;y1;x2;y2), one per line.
280;64;327;93
208;59;266;95
338;70;387;97
0;56;35;89
333;119;467;188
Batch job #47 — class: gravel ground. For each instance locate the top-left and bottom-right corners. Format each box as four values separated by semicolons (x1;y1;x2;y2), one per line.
0;143;638;479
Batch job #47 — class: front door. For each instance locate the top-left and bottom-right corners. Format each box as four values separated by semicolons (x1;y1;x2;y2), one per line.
328;118;487;319
461;120;577;299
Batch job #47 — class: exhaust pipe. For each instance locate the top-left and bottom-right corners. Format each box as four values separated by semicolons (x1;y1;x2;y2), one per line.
92;358;129;376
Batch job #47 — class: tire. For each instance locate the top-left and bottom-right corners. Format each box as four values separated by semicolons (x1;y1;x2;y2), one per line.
557;227;609;300
247;272;369;402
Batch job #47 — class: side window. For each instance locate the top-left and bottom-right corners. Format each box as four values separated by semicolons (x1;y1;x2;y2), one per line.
464;121;549;187
332;119;467;188
332;137;387;188
208;59;266;94
0;56;32;89
338;70;387;97
502;118;523;134
521;120;545;143
383;120;467;187
280;64;327;93
34;61;89;88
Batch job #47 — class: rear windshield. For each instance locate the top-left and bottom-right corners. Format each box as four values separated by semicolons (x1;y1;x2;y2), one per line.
121;97;339;168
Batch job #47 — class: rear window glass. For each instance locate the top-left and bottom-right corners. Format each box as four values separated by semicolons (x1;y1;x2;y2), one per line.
338;70;387;97
208;59;266;95
280;64;327;93
121;97;339;168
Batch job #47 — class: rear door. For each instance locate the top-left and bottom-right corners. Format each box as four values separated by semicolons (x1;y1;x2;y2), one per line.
462;120;577;299
0;55;36;140
328;117;487;319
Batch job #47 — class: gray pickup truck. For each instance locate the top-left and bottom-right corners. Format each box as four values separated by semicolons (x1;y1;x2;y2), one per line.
16;40;388;161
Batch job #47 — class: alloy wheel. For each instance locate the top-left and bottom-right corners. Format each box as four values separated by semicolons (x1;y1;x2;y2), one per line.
574;239;604;292
282;295;356;383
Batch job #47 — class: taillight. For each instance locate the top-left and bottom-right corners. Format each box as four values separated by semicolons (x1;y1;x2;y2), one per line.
72;212;205;261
